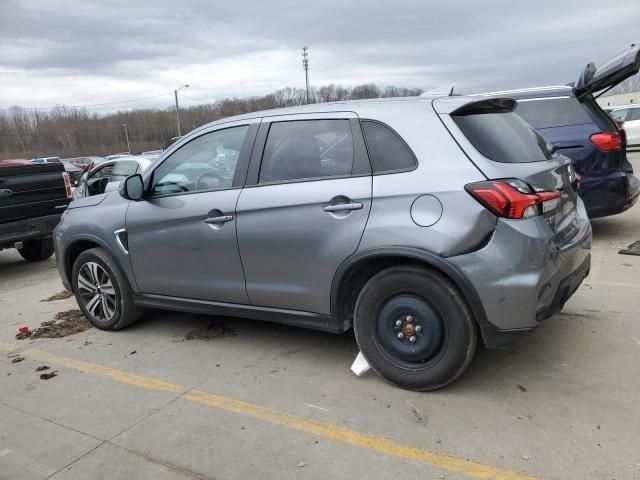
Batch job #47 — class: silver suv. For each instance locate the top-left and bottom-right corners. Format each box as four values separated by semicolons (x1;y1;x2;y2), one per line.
54;96;592;390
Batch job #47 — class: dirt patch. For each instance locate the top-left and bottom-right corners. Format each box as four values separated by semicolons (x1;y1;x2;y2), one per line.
16;310;92;340
181;320;236;341
42;290;74;302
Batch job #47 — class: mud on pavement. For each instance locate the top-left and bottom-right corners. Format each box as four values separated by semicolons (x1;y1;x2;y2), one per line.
16;309;92;340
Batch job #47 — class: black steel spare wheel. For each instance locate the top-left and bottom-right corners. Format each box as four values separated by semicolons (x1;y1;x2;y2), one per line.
354;265;477;391
376;294;444;363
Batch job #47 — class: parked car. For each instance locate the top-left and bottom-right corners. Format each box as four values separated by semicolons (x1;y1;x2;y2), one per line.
142;150;163;160
68;156;104;171
608;104;640;149
54;94;592;391
1;162;72;261
72;156;152;200
477;45;640;218
31;156;61;164
62;161;83;186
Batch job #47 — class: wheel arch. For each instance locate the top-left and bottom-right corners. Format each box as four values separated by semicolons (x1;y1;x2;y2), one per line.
331;247;491;338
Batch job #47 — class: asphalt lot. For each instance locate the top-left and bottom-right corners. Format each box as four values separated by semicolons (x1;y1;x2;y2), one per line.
1;154;640;480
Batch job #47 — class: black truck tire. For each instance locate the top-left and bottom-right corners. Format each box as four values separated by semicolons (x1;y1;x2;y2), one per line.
18;238;55;262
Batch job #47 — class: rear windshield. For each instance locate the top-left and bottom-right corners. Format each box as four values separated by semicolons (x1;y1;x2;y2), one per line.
514;97;592;129
453;111;553;163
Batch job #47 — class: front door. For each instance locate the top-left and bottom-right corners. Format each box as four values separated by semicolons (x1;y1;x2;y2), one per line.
236;114;372;314
126;121;258;303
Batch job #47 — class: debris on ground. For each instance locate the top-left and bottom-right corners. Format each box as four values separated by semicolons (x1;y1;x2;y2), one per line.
181;320;236;341
18;325;29;333
619;241;640;256
42;290;74;302
15;310;92;340
129;350;137;355
35;366;50;371
11;356;25;363
297;462;307;468
350;351;371;376
40;371;58;380
517;384;527;392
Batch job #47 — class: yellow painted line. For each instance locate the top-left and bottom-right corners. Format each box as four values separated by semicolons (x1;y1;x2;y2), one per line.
1;342;535;480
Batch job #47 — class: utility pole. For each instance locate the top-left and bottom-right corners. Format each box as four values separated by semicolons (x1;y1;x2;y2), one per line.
302;47;310;104
174;84;189;136
122;124;131;153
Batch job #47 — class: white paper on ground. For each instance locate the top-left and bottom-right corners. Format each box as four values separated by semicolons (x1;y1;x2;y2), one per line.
350;351;371;376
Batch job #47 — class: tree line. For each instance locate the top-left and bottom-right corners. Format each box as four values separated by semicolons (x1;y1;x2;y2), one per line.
0;84;422;160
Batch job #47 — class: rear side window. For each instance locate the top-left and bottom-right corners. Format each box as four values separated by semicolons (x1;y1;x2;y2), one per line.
610;109;629;122
629;109;640;121
514;97;592;129
453;111;553;163
361;121;416;172
259;120;354;183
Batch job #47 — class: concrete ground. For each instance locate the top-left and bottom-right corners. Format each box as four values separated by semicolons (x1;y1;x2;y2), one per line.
1;155;640;480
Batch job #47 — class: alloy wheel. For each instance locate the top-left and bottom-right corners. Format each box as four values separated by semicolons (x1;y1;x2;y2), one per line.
77;262;117;322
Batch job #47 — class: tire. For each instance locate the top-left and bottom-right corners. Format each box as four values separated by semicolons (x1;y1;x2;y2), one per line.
18;238;54;262
71;247;142;330
353;265;477;391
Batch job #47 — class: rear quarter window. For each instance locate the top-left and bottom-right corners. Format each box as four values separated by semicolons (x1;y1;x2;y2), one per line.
453;111;554;163
361;120;417;173
514;97;592;129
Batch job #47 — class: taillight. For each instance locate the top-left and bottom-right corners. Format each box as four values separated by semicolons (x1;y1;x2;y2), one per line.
590;132;621;152
62;172;73;199
465;180;561;219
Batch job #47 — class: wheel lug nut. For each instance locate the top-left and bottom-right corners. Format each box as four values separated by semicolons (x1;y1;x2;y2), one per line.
415;325;422;333
406;315;413;322
395;320;402;327
409;336;416;343
397;332;404;339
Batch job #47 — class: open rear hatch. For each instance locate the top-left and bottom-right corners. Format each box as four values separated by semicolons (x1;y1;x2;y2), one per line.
574;45;640;100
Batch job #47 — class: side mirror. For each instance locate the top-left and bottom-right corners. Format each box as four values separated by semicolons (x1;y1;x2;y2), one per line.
119;174;145;201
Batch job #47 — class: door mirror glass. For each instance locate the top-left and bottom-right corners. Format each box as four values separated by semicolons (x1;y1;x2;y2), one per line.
120;174;144;201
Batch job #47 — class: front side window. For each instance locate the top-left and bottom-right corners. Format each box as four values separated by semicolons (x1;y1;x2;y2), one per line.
259;119;354;183
515;97;592;129
628;108;640;121
86;164;114;196
151;126;248;195
361;121;416;172
110;160;139;183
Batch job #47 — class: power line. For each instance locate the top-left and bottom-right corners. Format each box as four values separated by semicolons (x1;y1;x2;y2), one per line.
0;92;173;112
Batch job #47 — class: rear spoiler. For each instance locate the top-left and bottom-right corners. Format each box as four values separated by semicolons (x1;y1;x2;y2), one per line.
433;96;516;116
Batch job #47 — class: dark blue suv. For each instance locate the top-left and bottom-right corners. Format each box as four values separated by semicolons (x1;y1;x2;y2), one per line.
480;46;640;218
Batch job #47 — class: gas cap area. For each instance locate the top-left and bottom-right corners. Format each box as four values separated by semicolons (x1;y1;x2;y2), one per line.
410;195;443;227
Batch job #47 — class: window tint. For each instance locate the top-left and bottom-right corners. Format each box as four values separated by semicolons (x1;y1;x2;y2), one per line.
152;126;248;195
259;120;353;183
453;111;554;163
514;97;592;129
110;160;138;182
361;121;416;172
629;108;640;121
86;165;114;196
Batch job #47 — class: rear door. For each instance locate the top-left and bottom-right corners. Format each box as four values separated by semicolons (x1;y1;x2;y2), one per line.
624;108;640;147
574;45;640;99
236;113;372;315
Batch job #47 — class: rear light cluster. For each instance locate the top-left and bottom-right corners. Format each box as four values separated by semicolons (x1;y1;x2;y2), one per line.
590;132;621;152
62;172;73;199
466;179;561;220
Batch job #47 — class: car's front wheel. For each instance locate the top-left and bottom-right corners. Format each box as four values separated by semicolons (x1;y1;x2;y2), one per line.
72;247;141;330
353;265;477;391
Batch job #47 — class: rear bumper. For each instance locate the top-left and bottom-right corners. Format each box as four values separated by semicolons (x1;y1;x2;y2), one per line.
0;213;62;248
449;200;592;348
581;172;639;218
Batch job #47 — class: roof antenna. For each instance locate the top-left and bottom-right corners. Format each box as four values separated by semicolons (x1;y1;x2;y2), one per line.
449;86;455;96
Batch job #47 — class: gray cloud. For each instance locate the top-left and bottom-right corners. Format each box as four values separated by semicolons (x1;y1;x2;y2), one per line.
1;0;639;110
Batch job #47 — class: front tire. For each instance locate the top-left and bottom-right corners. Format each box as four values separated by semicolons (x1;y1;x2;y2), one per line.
353;265;477;391
18;238;54;262
72;247;141;330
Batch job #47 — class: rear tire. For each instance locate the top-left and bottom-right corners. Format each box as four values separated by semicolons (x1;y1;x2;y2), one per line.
72;247;142;330
353;265;477;391
18;238;54;262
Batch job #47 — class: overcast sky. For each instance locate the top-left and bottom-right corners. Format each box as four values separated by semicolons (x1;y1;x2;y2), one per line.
1;0;639;112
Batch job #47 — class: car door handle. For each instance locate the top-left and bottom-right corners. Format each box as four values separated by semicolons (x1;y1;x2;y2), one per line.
203;215;233;224
323;202;363;212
